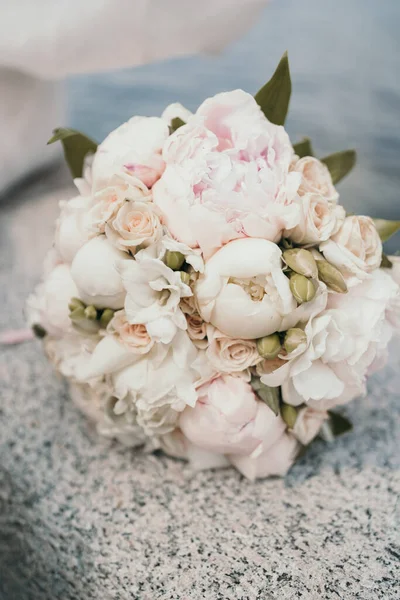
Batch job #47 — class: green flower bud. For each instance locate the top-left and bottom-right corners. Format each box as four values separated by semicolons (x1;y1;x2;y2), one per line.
32;323;47;339
180;271;191;286
99;308;114;328
68;297;85;312
281;403;298;429
256;333;281;359
317;260;348;293
84;305;98;320
69;307;86;322
283;248;318;279
289;273;316;304
283;328;307;354
164;250;185;271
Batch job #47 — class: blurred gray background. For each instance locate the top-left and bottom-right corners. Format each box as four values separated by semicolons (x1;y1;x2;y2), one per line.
68;0;400;251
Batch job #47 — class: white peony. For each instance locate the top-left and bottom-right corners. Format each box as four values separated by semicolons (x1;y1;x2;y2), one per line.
320;215;383;285
71;235;131;309
26;264;78;337
196;237;326;339
262;270;398;407
91;116;169;191
55;195;96;263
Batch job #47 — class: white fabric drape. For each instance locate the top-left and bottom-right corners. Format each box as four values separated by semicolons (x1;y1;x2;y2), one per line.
0;0;267;191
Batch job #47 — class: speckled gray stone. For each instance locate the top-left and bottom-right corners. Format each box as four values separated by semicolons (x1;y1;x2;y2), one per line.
1;167;399;600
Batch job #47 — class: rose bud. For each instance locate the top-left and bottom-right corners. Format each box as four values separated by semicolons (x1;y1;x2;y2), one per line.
289;273;316;304
283;248;318;279
164;250;185;271
281;403;299;429
256;333;281;359
316;260;348;293
283;327;307;354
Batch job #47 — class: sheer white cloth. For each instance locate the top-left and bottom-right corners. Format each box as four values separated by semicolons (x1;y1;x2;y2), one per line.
0;0;267;191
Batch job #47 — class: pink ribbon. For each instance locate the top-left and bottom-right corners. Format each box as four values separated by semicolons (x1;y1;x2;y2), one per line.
0;329;35;345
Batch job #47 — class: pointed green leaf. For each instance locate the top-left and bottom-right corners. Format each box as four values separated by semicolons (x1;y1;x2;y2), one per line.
254;52;291;126
293;137;314;158
321;150;356;184
169;117;186;134
47;127;98;178
326;411;353;437
373;218;400;243
251;377;281;416
381;253;393;269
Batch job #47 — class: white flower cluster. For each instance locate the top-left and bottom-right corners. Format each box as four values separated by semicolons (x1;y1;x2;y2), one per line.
27;91;400;480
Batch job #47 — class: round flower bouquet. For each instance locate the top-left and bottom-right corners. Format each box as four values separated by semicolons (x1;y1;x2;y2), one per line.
28;54;400;480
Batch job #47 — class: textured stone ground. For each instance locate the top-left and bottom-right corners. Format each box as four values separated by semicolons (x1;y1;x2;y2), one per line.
1;168;399;599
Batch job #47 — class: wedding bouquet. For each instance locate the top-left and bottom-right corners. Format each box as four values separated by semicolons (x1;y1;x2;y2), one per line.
27;54;400;480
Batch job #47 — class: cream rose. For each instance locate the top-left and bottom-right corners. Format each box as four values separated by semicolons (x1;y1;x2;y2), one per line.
196;238;297;339
91;116;169;191
71;235;131;309
285;193;345;245
320;216;383;285
154;90;301;256
206;325;261;374
106;200;163;252
291;156;338;202
88;175;151;235
109;311;154;353
186;312;208;349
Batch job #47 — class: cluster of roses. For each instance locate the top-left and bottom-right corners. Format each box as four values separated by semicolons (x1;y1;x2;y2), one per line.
28;88;400;480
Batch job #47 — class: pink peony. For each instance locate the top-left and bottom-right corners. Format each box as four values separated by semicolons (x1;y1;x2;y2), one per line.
153;90;301;257
180;375;286;457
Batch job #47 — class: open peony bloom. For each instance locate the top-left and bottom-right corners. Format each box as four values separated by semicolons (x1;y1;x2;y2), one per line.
180;375;287;456
71;235;130;309
91;116;169;192
153;90;301;256
196;237;317;339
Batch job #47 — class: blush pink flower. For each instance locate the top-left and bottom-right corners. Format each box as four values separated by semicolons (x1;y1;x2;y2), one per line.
153;90;301;257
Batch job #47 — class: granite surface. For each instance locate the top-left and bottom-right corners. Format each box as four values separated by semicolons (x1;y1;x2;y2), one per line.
0;167;399;600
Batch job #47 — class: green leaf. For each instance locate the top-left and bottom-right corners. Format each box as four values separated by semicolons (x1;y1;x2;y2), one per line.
381;253;393;269
47;127;98;178
169;117;186;134
326;411;353;437
373;218;400;243
254;52;291;126
321;150;356;184
293;137;314;158
251;377;281;416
